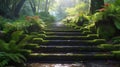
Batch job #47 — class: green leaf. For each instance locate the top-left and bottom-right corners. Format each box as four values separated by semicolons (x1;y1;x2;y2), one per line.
17;35;31;48
0;40;9;52
114;20;120;30
11;31;23;42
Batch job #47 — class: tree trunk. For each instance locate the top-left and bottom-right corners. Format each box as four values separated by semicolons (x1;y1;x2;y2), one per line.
29;0;36;15
38;0;41;12
90;0;104;14
45;0;49;13
14;0;26;17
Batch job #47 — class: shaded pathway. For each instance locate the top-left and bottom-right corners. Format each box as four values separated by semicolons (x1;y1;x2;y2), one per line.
26;22;120;67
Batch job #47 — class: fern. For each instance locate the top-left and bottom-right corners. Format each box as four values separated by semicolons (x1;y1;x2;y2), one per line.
0;59;9;67
0;52;9;67
5;53;26;63
0;31;30;66
11;31;23;42
112;36;120;44
17;35;31;48
0;40;9;52
0;52;26;67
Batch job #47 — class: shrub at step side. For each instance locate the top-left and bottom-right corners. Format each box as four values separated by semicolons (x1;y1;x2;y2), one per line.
0;31;31;67
97;24;116;40
0;52;26;67
26;16;45;33
0;40;26;67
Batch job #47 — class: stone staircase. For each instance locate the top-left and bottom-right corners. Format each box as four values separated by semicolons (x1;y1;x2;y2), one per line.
26;24;117;63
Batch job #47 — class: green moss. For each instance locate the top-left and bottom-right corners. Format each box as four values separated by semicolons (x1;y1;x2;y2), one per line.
33;38;43;41
90;39;106;44
94;54;113;58
99;44;113;49
42;40;49;43
82;31;92;34
24;44;39;49
46;32;54;34
74;26;81;29
39;31;46;34
94;39;106;42
30;32;39;35
19;49;32;56
88;24;96;33
30;53;84;56
112;51;120;58
87;34;98;39
98;44;120;50
32;38;43;44
37;34;46;38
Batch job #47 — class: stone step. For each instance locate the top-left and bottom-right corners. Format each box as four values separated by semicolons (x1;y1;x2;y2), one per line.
31;46;111;53
32;39;106;46
44;29;82;32
45;32;86;36
44;35;98;40
27;53;114;63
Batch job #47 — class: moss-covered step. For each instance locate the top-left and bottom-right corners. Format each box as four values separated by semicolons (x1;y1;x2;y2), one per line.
98;44;120;50
24;44;40;50
27;53;114;62
82;31;95;34
44;29;82;32
30;31;46;35
45;31;86;36
29;34;47;39
112;51;120;60
31;46;111;53
45;34;98;40
32;38;106;46
44;28;78;31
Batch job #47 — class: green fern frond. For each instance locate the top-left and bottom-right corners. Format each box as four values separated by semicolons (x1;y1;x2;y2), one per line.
11;31;23;42
17;35;31;48
0;40;9;52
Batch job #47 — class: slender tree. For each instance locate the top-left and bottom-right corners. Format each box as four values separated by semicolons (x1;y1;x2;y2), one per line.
45;0;49;13
14;0;26;17
29;0;37;14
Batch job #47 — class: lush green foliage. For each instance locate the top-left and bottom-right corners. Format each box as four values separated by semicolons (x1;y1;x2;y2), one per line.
38;12;55;22
64;0;120;41
0;52;25;67
112;36;120;44
25;16;45;33
66;2;89;16
0;16;45;34
0;15;45;66
0;31;31;67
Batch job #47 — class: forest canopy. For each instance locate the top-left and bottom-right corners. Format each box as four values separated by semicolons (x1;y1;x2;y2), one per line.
0;0;115;21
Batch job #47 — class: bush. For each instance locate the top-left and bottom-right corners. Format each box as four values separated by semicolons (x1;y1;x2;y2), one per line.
76;14;89;26
25;16;45;33
97;24;116;39
0;31;31;67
